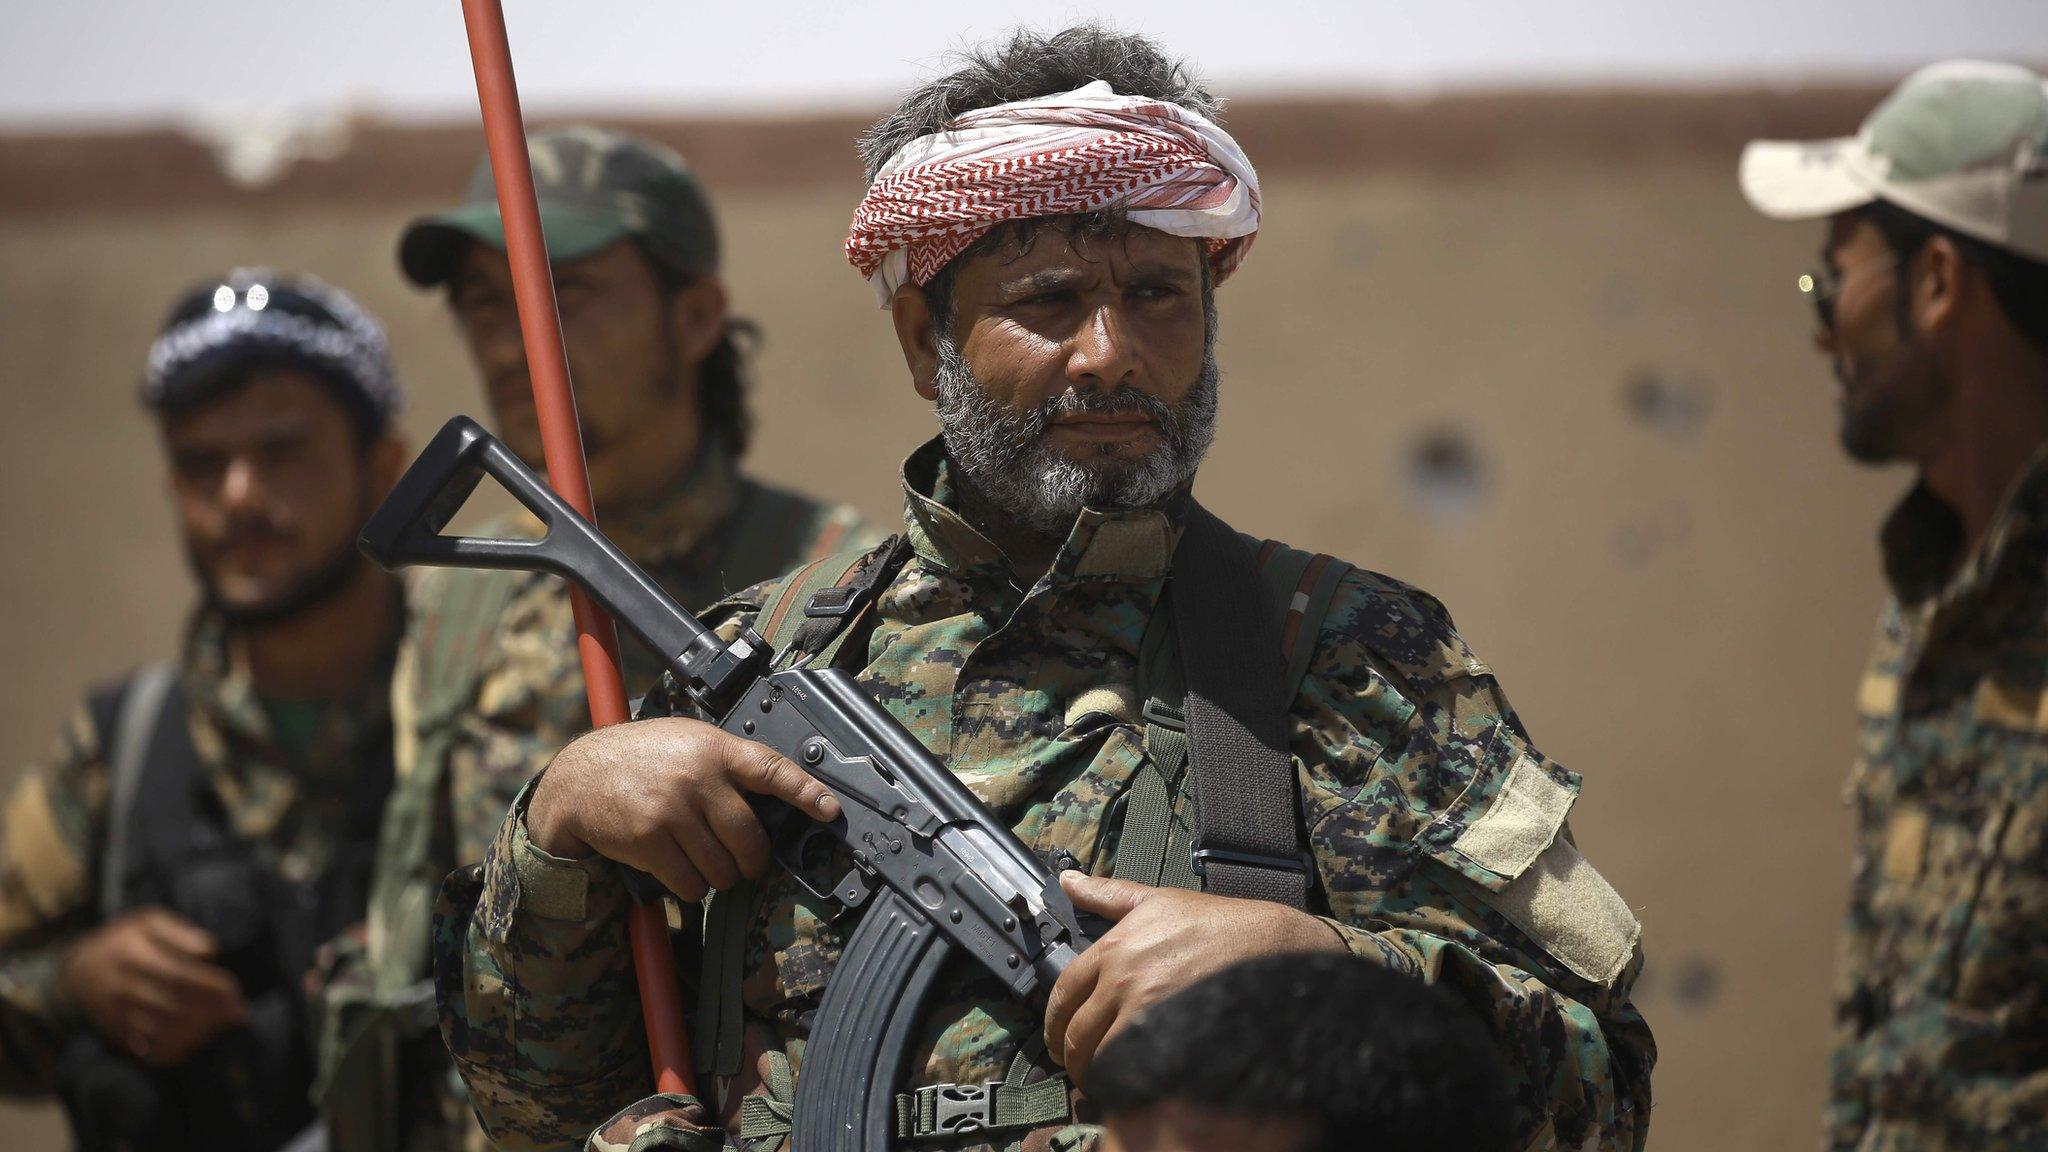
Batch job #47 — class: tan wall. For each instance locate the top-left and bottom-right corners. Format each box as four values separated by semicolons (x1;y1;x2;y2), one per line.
0;98;1903;1148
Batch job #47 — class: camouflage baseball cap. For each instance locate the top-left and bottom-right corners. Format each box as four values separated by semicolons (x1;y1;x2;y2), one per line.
1740;60;2048;262
399;125;721;287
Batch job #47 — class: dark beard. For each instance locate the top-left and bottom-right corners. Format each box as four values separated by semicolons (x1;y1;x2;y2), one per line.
931;338;1219;537
195;531;373;629
1837;332;1947;464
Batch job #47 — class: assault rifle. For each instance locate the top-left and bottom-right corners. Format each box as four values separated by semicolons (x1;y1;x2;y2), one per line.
360;415;1103;1149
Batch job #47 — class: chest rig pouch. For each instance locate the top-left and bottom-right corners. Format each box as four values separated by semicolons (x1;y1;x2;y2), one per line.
72;664;392;1152
712;509;1351;1148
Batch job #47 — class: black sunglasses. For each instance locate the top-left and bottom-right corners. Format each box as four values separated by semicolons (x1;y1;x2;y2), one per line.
1798;254;1906;331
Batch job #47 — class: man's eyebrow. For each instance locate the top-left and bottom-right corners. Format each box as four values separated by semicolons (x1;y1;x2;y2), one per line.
995;268;1089;296
1124;263;1198;285
995;262;1198;295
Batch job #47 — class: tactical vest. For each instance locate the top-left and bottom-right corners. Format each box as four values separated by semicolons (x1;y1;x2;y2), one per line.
315;486;864;1152
66;663;392;1152
711;510;1351;1149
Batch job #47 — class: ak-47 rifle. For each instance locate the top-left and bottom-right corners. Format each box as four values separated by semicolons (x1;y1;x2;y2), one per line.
361;417;1104;1149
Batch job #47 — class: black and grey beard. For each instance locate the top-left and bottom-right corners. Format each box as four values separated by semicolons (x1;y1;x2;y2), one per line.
932;336;1219;536
1837;331;1948;464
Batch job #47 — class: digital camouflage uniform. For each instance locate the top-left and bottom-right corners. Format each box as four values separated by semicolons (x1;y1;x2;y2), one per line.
315;445;873;1152
1831;449;2048;1151
0;608;395;1090
437;440;1657;1152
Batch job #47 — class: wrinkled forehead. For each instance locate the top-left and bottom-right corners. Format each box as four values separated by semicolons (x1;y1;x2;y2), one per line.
952;219;1207;284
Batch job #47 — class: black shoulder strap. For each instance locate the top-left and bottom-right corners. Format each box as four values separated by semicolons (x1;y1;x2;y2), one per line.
119;676;207;915
1171;503;1311;910
783;535;914;669
87;663;198;919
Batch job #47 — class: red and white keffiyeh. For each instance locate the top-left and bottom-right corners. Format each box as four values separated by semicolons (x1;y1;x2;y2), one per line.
845;80;1261;305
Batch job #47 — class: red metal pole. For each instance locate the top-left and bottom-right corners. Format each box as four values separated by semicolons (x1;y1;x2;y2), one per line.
458;0;695;1098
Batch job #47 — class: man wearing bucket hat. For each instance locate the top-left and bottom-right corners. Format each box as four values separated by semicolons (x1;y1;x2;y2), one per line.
1741;61;2048;1150
0;270;409;1152
309;126;874;1152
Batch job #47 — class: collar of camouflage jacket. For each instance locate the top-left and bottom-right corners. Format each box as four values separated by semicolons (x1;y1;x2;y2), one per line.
896;436;1187;588
181;606;398;843
498;440;744;566
1880;440;2048;610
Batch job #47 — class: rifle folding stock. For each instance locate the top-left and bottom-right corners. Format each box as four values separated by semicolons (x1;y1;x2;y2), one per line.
361;416;1099;1148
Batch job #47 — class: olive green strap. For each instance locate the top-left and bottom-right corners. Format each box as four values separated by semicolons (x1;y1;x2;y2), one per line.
893;1050;1071;1142
737;1049;797;1149
691;879;757;1079
1113;701;1192;890
1117;602;1201;892
367;567;524;997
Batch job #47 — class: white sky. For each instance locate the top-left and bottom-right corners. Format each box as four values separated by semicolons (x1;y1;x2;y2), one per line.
2;0;2045;130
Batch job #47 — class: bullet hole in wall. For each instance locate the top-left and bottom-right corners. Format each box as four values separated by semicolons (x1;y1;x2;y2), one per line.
1610;503;1695;569
1623;368;1713;440
1634;952;1723;1011
1403;427;1489;517
1669;955;1722;1008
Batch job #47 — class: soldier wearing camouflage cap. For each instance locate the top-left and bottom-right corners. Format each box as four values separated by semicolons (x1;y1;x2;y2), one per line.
309;127;876;1152
434;29;1653;1152
0;270;409;1151
1741;60;2048;1150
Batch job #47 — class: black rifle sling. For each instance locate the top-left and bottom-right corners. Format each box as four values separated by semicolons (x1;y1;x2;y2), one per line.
1171;503;1311;910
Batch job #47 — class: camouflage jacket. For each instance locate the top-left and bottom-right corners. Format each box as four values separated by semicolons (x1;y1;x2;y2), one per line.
438;440;1657;1152
0;608;396;1092
1830;447;2048;1151
318;446;874;1152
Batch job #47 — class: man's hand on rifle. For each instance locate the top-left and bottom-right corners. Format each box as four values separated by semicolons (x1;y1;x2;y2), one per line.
1042;873;1347;1084
59;906;250;1066
526;718;842;902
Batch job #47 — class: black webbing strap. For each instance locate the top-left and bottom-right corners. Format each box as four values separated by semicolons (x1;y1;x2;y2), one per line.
1171;503;1311;909
785;535;912;667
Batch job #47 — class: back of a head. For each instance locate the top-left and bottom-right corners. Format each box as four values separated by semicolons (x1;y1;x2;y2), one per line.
1086;952;1515;1152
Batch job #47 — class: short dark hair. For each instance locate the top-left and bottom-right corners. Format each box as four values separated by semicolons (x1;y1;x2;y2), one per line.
154;355;387;450
1086;952;1514;1152
859;26;1220;337
1852;199;2048;353
640;244;756;458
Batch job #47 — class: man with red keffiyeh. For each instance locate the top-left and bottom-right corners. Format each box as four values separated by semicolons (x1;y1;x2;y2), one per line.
436;26;1655;1152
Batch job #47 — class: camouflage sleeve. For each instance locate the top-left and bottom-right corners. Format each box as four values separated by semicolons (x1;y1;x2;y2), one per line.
1293;574;1654;1151
437;777;653;1152
443;572;609;867
438;595;773;1151
0;703;111;1092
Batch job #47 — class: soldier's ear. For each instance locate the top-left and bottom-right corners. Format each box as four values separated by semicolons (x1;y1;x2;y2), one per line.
365;433;411;500
665;276;730;368
890;285;942;402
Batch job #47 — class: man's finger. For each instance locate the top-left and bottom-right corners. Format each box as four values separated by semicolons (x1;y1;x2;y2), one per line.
129;945;244;1011
700;788;775;882
669;805;743;894
1057;993;1125;1086
1042;942;1102;1065
726;738;840;822
134;908;218;958
1060;871;1156;922
120;981;182;1021
631;836;710;904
